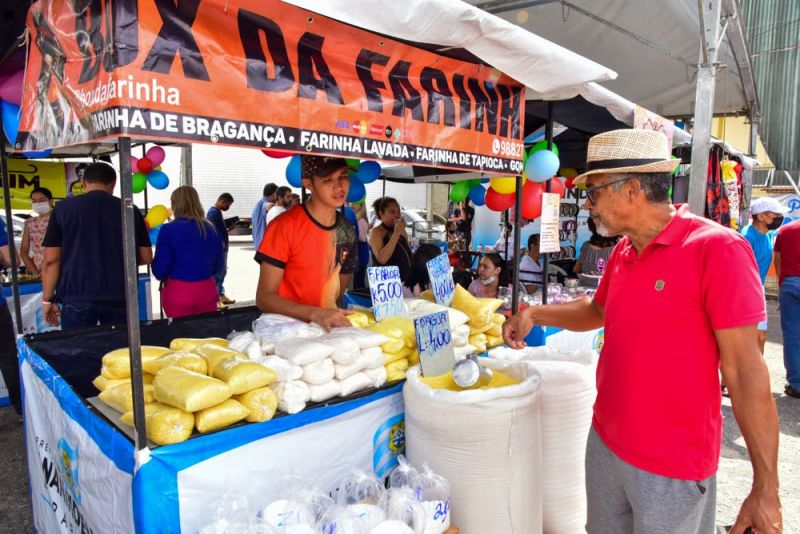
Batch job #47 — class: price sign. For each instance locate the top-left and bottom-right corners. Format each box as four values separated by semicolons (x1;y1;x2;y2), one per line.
540;192;562;254
368;266;406;321
414;311;455;377
426;253;455;307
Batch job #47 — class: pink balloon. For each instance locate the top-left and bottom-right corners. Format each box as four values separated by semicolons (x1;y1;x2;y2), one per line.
130;156;139;170
0;71;23;106
146;146;166;167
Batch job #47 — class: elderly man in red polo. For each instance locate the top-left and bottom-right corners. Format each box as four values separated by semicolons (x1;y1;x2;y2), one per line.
504;129;781;534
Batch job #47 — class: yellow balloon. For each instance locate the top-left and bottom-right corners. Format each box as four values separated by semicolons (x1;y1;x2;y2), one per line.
489;176;516;195
560;167;578;178
145;204;169;228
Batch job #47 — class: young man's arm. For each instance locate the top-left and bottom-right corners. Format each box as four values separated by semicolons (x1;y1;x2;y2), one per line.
256;262;351;330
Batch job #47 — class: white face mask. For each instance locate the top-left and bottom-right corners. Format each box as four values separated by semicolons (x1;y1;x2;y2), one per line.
480;275;496;286
31;202;50;215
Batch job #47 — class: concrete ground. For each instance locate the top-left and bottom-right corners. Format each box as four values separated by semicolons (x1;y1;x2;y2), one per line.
2;250;798;532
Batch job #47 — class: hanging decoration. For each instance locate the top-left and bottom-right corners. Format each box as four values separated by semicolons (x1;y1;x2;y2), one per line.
521;181;544;220
485;187;516;211
549;177;566;198
489;176;517;195
145;204;170;245
131;146;171;192
525;149;560;182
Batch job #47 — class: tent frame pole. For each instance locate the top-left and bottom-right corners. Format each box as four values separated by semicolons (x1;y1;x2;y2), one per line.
0;141;23;334
688;0;723;215
542;102;554;305
119;137;147;450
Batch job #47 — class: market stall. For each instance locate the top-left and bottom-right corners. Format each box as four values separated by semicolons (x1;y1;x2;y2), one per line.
12;0;618;531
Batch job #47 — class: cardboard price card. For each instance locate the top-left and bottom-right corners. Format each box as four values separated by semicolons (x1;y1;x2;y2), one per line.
426;253;455;307
414;311;455;377
368;266;406;321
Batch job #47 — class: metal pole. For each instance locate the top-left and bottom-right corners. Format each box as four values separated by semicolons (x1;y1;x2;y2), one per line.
119;137;147;450
688;0;723;215
382;176;386;197
542;102;554;305
741;111;758;221
180;144;193;187
510;176;523;313
0;143;23;334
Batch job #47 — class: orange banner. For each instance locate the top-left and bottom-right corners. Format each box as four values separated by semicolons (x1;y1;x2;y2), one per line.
18;0;526;174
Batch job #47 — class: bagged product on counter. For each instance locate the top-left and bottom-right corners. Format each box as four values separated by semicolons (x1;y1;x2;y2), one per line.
301;358;335;385
226;330;258;353
385;358;409;376
212;358;276;394
408;350;420;366
388;455;419;490
404;360;543;534
486;334;504;349
360;350;386;370
261;499;316;531
246;341;263;361
257;355;303;382
338;372;372;397
407;299;470;329
273;380;310;414
319;334;361;365
331;327;388;350
383;346;412;365
143;351;208;375
486;323;503;338
318;505;371;533
336;470;385;507
275;338;335;365
92;374;152;392
120;402;195;445
335;359;366;381
98;382;156;413
235;387;278;423
308;380;341;402
453;344;477;359
364;367;387;388
380;317;416;348
195;398;248;433
170;337;228;351
153;367;233;412
194;344;248;375
101;346;171;379
346;310;372;328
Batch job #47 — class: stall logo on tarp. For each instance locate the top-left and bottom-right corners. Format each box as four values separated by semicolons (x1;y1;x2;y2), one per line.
36;433;95;534
373;414;405;479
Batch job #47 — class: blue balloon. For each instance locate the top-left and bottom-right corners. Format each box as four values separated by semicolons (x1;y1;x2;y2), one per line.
146;170;170;190
286;155;302;187
22;149;52;158
354;161;381;184
525;149;560;182
480;178;490;184
347;178;366;203
148;226;161;245
1;100;20;146
468;184;486;206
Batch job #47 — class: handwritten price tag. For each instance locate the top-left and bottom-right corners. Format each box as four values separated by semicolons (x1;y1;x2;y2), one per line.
368;266;406;321
426;253;455;307
414;311;455;377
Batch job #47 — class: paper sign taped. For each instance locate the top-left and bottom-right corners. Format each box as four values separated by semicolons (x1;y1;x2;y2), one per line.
368;266;406;321
415;311;455;377
426;253;455;307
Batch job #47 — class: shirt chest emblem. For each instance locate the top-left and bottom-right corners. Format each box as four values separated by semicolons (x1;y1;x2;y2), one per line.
654;279;666;291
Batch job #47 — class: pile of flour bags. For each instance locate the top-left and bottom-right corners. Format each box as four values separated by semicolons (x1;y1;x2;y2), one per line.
201;459;451;534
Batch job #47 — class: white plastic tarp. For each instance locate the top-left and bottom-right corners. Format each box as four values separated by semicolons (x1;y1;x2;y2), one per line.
283;0;617;98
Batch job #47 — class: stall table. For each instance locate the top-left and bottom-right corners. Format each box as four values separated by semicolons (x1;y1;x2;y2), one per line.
21;307;405;533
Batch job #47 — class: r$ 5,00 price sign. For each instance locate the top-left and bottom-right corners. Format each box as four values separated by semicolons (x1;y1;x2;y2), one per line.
426;253;455;307
368;266;406;321
414;311;455;377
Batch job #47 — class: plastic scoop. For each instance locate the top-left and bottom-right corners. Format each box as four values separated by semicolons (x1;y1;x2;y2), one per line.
452;354;493;389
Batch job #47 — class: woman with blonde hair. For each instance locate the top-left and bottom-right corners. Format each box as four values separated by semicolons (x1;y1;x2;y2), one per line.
152;186;224;317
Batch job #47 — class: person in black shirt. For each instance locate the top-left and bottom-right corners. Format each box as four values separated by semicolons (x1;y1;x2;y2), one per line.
369;197;413;285
42;162;152;329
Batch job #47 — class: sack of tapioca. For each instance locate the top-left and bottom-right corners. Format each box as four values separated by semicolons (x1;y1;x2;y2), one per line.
235;387;278;423
193;344;248;375
98;382;156;413
101;346;171;379
92;373;153;392
195;399;248;433
212;357;276;395
120;403;195;445
169;337;228;351
143;351;208;375
153;367;232;412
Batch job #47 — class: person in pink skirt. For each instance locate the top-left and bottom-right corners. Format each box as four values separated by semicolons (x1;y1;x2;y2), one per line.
153;186;224;318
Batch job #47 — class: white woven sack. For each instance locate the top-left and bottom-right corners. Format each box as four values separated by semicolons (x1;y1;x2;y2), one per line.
404;359;543;534
519;347;597;534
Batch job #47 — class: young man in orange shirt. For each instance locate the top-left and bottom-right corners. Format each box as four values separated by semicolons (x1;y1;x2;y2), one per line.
255;155;354;330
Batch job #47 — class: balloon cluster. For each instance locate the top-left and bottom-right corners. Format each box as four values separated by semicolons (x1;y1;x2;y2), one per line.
448;179;488;207
144;204;169;245
474;140;575;220
131;146;169;193
263;150;381;204
0;70;52;158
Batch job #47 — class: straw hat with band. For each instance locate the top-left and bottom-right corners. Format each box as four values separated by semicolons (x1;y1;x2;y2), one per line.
573;129;678;187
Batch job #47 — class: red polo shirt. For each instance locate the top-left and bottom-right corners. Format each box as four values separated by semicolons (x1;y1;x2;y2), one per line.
774;220;800;284
593;205;765;480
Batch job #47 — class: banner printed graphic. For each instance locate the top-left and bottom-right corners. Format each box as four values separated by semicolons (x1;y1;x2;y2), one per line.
19;0;525;174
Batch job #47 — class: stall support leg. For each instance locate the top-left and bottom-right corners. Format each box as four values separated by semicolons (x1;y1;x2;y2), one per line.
119;137;148;450
688;0;723;215
0;142;23;334
180;144;193;187
542;102;555;305
511;178;523;313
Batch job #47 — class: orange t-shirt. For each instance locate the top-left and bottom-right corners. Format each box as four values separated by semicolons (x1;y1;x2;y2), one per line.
256;205;342;308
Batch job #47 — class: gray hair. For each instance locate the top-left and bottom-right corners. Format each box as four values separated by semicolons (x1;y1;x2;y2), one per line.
611;173;672;204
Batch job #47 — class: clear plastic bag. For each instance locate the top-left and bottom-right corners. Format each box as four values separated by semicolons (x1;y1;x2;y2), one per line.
377;488;425;534
412;465;451;534
260;477;334;531
336;470;385;506
318;505;371;534
228;330;258;354
388;455;419;490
